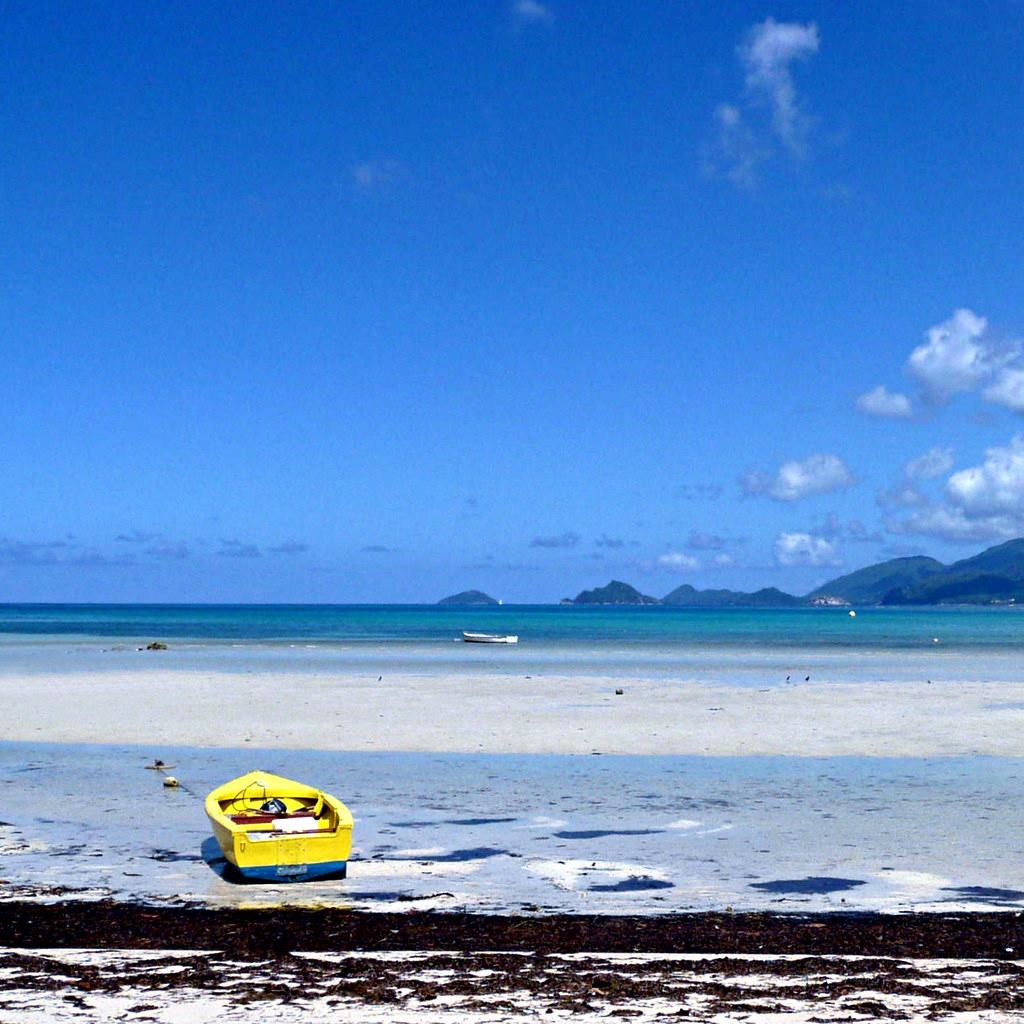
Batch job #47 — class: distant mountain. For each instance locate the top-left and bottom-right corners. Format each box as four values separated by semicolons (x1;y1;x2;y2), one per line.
563;539;1024;609
807;556;943;605
880;538;1024;605
438;590;499;606
570;580;659;605
662;584;802;607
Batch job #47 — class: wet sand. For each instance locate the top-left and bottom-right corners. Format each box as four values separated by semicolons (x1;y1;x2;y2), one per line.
4;666;1024;756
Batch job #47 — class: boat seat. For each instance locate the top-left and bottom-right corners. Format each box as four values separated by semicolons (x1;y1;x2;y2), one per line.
230;810;316;825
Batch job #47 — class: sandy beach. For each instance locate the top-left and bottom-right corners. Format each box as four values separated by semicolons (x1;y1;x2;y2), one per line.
6;661;1024;1020
4;664;1024;757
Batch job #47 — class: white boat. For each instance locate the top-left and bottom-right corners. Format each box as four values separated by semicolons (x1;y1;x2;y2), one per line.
462;631;518;644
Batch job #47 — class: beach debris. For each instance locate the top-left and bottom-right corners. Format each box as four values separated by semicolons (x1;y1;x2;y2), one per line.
614;688;624;695
145;641;168;650
162;776;179;788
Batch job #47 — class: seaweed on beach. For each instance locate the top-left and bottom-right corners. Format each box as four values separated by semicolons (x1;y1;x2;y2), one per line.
3;943;1024;1020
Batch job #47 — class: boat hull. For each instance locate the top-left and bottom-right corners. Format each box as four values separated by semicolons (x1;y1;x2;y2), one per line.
205;770;353;883
227;857;349;883
462;631;518;644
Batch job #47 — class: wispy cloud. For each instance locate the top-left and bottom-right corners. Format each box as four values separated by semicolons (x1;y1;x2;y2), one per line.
678;483;725;501
705;18;820;187
351;159;406;192
0;537;140;568
741;18;820;154
269;542;309;555
511;0;553;25
774;532;840;567
146;540;189;560
362;544;391;553
217;538;261;558
686;529;726;551
742;453;854;501
658;551;700;571
0;539;66;566
115;530;159;544
595;534;626;549
877;447;955;516
531;531;580;549
856;385;913;419
906;446;956;481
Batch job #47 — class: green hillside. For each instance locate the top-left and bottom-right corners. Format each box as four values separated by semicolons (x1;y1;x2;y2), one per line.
662;584;802;607
807;556;943;604
571;580;659;605
437;590;499;606
881;539;1024;604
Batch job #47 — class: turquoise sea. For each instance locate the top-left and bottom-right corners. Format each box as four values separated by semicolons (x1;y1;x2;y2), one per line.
4;601;1024;648
2;601;1023;684
2;603;1024;913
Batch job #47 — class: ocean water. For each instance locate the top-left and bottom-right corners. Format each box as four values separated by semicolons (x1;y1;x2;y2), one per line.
1;602;1023;683
2;604;1024;913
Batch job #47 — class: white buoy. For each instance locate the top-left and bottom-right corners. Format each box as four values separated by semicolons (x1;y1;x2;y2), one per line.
163;776;179;788
848;610;856;617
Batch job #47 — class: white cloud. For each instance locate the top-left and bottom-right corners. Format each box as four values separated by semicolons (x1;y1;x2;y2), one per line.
906;308;991;399
512;0;553;24
983;367;1024;412
774;532;839;567
856;385;913;419
945;435;1024;517
742;453;854;501
658;552;699;571
740;18;820;154
905;446;955;481
886;436;1024;542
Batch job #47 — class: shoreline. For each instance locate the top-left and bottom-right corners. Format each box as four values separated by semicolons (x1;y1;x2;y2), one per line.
4;666;1024;756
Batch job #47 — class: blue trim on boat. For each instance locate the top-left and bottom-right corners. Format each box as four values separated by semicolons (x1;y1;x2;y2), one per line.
233;860;348;883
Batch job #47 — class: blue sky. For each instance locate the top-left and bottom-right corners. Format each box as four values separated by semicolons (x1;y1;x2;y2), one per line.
4;2;1024;602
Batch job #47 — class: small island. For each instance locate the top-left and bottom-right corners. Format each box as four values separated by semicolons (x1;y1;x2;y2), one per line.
570;580;659;605
437;590;500;606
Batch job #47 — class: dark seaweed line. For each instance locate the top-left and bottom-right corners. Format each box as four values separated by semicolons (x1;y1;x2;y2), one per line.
3;901;1024;958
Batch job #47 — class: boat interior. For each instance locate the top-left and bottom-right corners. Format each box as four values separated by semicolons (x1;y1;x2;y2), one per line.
216;787;337;833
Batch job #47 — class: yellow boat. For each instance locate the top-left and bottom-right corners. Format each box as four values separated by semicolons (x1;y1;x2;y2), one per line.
205;770;354;882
